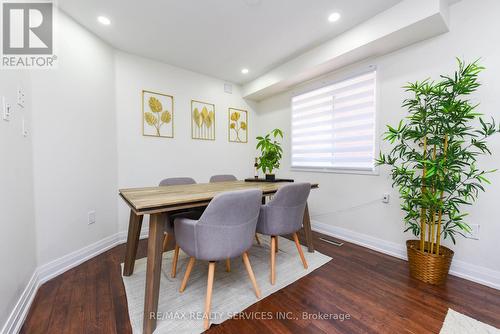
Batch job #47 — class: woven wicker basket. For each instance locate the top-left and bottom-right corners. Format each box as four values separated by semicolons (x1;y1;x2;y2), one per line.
406;240;454;285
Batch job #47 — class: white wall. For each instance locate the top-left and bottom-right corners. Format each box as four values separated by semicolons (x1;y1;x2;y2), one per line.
115;52;257;231
30;11;118;265
256;0;500;279
0;72;36;328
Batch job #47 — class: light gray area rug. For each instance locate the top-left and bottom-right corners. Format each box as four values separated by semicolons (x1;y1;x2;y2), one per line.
121;236;331;334
440;309;500;334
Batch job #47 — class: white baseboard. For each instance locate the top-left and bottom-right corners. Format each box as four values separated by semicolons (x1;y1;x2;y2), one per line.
37;233;121;286
116;226;149;243
1;271;40;334
1;227;149;334
312;220;500;290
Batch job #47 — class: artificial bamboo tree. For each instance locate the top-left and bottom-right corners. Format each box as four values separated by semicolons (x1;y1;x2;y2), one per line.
378;59;499;258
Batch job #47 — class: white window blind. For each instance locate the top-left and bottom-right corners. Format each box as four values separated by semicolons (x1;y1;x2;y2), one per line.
291;70;376;172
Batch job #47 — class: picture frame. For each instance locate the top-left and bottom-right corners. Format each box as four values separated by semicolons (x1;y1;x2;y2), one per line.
228;108;248;143
142;90;174;138
191;100;215;140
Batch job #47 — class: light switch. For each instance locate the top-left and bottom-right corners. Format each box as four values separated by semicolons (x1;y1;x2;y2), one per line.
2;97;11;121
22;117;29;137
382;193;390;203
17;87;25;108
88;211;96;225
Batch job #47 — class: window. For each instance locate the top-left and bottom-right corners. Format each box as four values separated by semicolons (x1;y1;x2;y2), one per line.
291;70;377;172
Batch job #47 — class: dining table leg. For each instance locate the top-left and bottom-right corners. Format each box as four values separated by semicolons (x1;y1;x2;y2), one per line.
143;212;168;334
123;210;143;276
302;203;315;253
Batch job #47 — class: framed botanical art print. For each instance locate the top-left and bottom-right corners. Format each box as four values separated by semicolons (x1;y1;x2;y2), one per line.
191;100;215;140
142;90;174;138
228;108;248;143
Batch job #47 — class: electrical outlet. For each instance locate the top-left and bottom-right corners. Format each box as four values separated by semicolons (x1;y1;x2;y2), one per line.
2;97;11;121
467;224;480;240
88;211;96;225
17;87;25;108
22;117;29;137
382;193;390;204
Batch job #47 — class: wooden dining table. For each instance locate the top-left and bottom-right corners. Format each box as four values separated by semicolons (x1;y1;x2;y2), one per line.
119;180;318;334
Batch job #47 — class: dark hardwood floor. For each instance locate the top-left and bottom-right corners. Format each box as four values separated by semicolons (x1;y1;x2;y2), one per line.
21;231;500;334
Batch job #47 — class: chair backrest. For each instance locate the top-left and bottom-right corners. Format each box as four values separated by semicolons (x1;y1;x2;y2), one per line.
261;183;311;235
195;189;262;260
159;177;196;187
209;174;237;183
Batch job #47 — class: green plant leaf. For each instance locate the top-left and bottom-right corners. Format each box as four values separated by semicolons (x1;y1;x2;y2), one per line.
256;129;284;174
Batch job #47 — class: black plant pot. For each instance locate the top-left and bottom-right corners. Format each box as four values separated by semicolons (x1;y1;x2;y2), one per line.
265;174;275;181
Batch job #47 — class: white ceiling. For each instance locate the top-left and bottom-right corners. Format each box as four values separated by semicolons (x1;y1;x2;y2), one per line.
58;0;402;85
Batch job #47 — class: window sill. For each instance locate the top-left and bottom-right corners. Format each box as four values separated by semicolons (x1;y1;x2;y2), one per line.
290;167;379;176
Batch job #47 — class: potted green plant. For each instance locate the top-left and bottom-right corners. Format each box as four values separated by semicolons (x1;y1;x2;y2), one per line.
256;128;284;181
377;59;499;285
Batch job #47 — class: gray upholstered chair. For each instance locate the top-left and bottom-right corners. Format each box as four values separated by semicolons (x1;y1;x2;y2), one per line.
175;189;263;330
159;177;199;278
256;182;311;285
159;177;196;187
209;174;237;182
209;174;263;246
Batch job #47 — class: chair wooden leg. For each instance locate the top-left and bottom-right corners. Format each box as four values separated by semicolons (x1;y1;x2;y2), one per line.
171;245;180;278
204;262;216;330
242;252;261;298
275;236;279;253
303;203;315;252
293;232;308;269
226;258;231;272
270;236;276;285
179;257;196;292
255;234;261;245
162;232;173;252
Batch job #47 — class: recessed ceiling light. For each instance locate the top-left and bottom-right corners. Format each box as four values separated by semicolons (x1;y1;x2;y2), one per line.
97;16;111;25
241;68;249;74
243;0;262;6
328;12;341;23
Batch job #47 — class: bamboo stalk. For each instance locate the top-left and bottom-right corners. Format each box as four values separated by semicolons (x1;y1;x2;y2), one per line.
427;212;432;251
420;136;428;253
430;210;436;254
436;209;443;254
436;135;449;255
430;144;437;254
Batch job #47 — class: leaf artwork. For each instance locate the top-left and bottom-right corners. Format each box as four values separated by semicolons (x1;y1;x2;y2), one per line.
145;112;156;126
143;93;173;137
377;59;500;254
203;107;213;128
149;97;163;113
229;109;247;142
161;111;172;123
230;111;240;122
209;111;215;125
192;102;215;140
193;108;203;127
